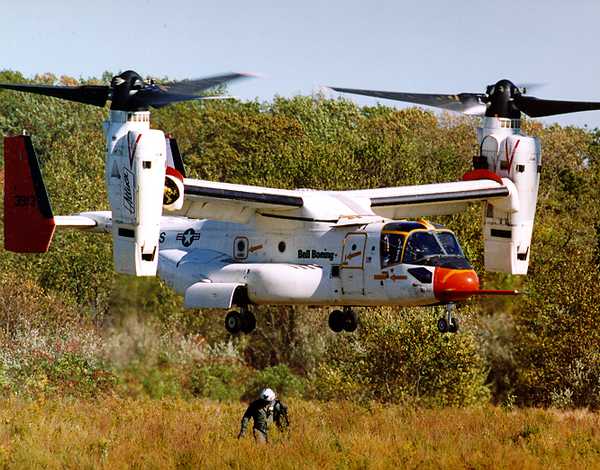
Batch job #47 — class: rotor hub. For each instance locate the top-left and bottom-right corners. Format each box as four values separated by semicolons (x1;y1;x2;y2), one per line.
484;79;521;119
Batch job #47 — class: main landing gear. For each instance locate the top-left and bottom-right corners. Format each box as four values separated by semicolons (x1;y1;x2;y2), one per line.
437;303;459;334
225;307;256;335
328;307;358;333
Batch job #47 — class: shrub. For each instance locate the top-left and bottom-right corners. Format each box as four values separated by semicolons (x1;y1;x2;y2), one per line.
242;364;306;400
139;367;182;399
189;364;251;401
312;307;490;407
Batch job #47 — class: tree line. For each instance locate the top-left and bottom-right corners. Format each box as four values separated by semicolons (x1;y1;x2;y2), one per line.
0;71;598;408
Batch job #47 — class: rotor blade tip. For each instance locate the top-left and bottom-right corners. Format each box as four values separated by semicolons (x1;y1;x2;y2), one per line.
237;71;265;79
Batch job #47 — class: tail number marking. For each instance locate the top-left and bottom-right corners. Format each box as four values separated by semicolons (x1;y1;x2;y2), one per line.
14;195;37;207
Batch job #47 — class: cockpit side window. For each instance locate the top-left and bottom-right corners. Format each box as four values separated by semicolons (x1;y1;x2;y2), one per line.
403;231;444;264
381;232;405;268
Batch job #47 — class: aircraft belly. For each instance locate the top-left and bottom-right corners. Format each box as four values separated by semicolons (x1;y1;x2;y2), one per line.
158;250;333;306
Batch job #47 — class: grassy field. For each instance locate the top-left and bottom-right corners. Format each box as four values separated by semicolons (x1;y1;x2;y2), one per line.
0;398;596;469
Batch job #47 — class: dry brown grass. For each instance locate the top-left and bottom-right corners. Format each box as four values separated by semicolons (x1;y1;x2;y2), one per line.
0;398;596;469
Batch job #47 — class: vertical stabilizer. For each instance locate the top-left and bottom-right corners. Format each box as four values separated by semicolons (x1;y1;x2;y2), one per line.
3;135;56;252
166;136;186;177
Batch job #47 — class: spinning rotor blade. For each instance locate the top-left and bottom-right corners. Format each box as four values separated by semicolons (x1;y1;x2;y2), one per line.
160;72;253;95
330;87;487;115
134;91;206;108
0;83;109;107
137;72;254;109
333;79;600;119
0;71;254;111
515;82;545;94
514;95;600;117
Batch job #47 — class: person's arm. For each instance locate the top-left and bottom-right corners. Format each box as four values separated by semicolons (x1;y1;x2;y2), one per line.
238;405;253;438
274;401;290;431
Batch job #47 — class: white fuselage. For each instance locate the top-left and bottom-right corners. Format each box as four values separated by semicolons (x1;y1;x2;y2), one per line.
155;216;439;308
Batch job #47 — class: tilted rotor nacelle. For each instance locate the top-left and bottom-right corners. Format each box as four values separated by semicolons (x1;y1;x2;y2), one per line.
104;111;166;275
472;117;541;274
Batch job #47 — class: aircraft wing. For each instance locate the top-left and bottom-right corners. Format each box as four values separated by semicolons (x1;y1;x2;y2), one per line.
176;172;514;224
175;178;305;223
339;174;513;219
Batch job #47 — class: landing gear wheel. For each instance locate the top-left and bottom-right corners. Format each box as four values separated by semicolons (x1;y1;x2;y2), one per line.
448;317;459;333
343;308;358;332
225;311;242;334
240;310;256;334
328;310;345;333
438;303;459;334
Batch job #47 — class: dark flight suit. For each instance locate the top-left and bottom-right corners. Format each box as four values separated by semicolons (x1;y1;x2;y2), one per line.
238;399;290;443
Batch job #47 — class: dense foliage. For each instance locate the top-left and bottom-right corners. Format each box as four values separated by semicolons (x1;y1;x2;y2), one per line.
0;71;598;408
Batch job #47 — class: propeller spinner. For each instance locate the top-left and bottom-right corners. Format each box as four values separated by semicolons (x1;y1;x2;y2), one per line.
0;70;252;111
331;79;600;119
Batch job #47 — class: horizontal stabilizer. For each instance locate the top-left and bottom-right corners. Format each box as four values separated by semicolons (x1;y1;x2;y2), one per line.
54;215;97;228
54;212;112;232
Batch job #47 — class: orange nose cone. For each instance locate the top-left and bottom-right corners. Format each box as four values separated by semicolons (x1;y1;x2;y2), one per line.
434;268;480;302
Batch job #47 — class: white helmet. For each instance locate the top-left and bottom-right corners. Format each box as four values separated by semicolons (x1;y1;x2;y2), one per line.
259;388;276;402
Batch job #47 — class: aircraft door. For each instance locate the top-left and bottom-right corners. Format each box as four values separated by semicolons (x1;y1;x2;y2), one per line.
340;232;367;296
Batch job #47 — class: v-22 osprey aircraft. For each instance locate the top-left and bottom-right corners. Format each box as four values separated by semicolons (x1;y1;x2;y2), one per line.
4;72;600;334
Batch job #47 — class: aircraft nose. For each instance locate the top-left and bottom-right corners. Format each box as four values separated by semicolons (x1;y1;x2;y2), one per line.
433;268;480;302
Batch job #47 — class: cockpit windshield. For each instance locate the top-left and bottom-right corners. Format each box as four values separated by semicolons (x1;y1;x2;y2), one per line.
403;231;445;263
436;231;463;256
380;223;471;269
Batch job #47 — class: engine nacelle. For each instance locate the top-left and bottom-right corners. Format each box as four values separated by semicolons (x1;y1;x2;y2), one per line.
105;111;166;276
476;118;542;274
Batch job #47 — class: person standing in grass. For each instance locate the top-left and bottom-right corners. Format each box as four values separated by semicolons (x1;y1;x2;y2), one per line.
237;388;290;444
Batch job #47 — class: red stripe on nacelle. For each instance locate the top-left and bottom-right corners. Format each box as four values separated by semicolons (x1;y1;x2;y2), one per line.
3;136;56;252
462;169;503;185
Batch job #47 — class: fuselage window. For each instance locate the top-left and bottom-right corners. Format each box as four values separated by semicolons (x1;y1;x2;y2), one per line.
381;232;405;268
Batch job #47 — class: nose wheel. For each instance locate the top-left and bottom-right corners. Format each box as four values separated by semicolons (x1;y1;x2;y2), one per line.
225;307;256;334
437;303;459;334
328;307;358;333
